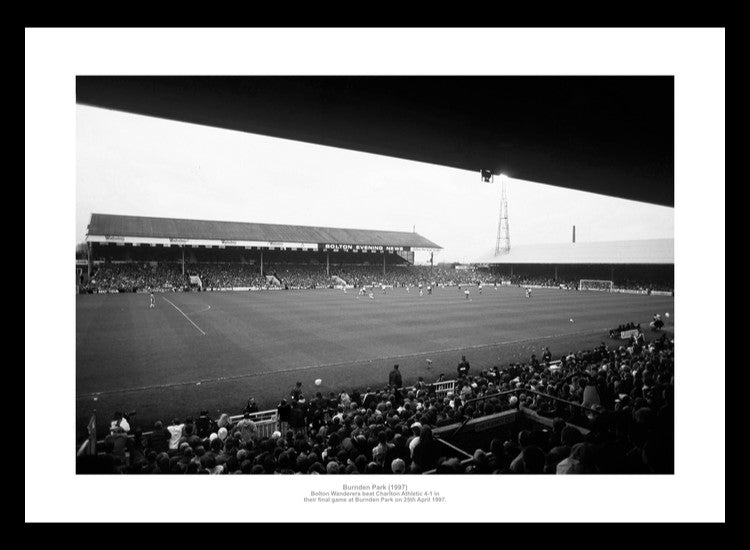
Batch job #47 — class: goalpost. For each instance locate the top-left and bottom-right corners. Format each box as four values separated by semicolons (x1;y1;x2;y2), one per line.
578;279;614;292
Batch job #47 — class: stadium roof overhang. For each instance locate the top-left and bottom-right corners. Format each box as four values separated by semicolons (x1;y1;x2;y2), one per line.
76;76;674;207
85;213;442;252
471;238;674;265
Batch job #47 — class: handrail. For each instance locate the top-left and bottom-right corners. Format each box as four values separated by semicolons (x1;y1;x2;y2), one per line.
434;436;474;459
451;388;603;438
523;389;603;415
461;388;602;415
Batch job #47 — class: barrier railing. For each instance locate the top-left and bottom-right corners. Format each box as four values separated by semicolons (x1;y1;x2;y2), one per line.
424;393;599;474
430;380;455;399
229;410;279;439
81;388;603;473
87;409;279;451
450;388;603;438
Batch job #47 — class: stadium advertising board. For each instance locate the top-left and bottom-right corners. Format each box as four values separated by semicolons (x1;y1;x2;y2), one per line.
524;284;562;290
320;244;408;252
87;234;318;250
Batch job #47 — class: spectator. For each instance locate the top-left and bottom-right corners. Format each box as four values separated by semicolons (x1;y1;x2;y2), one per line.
277;399;291;434
104;426;130;460
195;410;215;439
167;418;184;451
145;420;171;453
391;458;406;474
244;398;259;414
457;356;470;377
389;364;403;389
89;334;672;476
235;413;257;443
291;382;303;403
412;425;440;472
109;412;130;434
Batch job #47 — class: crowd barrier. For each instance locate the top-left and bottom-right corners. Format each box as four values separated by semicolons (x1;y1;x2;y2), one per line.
430;380;456;400
86;408;280;453
82;387;609;474
548;360;562;371
229;410;279;439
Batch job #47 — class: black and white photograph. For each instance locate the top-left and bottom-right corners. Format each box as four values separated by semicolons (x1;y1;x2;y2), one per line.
26;28;724;523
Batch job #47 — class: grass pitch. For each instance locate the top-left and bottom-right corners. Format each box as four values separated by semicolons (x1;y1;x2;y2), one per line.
76;285;674;437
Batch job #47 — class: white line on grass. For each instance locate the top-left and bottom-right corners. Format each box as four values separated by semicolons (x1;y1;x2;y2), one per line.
77;325;616;399
161;297;206;336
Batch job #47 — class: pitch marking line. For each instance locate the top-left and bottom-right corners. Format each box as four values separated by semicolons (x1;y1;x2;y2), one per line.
162;297;206;336
77;326;613;400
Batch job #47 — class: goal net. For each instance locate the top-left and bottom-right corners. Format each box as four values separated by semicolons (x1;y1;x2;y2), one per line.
578;279;614;292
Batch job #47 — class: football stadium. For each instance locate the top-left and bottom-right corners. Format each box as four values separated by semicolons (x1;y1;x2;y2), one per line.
77;211;674;474
75;76;676;475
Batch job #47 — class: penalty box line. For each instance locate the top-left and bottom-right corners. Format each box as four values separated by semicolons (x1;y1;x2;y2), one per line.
77;326;607;400
161;296;206;336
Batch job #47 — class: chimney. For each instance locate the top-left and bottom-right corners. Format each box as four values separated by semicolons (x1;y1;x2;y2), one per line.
572;225;576;243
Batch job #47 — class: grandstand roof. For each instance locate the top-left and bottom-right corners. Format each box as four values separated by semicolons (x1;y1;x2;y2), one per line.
86;213;441;250
472;238;673;265
77;76;674;207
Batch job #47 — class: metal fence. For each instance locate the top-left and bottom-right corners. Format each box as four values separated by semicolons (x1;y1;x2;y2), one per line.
229;410;279;439
430;380;456;399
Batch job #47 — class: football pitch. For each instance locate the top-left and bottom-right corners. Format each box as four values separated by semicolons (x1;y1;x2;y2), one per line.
76;286;674;437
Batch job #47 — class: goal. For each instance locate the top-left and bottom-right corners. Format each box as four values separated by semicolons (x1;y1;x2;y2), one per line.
578;279;614;292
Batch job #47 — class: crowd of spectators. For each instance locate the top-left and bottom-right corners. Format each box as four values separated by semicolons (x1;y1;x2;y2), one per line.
81;262;672;294
82;333;674;475
85;263;184;292
503;275;578;288
188;264;267;289
271;266;334;289
617;279;674;292
333;266;496;288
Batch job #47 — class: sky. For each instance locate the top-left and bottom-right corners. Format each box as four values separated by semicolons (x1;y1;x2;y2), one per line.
77;105;674;264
